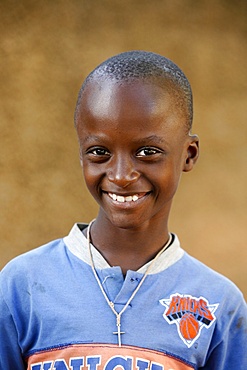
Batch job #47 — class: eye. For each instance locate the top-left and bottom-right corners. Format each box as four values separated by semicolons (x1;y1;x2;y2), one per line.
91;147;110;156
85;146;111;159
136;147;162;157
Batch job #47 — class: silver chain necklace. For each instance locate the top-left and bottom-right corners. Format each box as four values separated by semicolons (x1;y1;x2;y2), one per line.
87;219;172;347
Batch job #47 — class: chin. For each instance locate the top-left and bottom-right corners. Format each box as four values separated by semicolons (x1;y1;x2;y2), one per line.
107;213;151;231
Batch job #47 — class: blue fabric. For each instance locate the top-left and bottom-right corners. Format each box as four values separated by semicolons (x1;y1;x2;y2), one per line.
1;235;247;369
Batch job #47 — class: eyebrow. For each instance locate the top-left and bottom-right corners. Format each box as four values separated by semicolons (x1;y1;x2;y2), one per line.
83;135;104;143
134;135;166;145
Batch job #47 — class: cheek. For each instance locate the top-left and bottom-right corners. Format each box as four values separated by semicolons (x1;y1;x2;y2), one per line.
82;165;94;189
155;164;182;198
82;162;102;196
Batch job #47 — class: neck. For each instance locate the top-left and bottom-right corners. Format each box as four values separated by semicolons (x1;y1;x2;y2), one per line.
88;215;169;274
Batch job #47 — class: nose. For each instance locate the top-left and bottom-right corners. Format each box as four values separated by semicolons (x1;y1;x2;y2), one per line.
107;154;140;188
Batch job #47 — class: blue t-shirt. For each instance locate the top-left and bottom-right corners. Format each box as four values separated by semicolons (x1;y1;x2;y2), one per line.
1;223;247;369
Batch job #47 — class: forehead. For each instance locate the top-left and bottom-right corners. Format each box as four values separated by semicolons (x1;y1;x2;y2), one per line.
77;78;186;133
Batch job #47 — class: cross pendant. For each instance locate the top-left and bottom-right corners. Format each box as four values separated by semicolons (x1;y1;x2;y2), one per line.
113;314;125;347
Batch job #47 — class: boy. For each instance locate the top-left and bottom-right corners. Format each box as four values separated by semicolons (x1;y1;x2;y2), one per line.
0;51;246;369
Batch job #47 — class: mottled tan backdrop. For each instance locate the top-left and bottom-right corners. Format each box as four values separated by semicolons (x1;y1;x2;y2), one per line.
1;0;246;297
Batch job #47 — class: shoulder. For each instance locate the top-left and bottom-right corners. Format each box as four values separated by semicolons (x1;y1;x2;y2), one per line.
179;252;246;308
164;250;247;349
0;238;65;284
0;238;71;315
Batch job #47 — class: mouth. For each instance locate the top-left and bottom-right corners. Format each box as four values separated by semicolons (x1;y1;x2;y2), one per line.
107;192;149;203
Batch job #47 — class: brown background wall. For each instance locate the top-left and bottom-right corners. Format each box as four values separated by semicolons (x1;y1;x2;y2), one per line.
1;0;246;298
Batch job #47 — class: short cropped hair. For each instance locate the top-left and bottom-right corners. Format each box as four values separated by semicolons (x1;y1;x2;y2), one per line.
74;51;193;131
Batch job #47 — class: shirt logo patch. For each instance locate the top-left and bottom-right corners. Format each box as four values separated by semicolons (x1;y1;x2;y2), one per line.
160;293;219;348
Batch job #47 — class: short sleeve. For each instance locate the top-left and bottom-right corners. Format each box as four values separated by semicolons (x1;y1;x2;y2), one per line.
0;272;26;370
203;291;247;369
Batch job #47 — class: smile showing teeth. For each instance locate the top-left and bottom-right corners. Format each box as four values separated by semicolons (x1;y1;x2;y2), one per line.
108;193;140;203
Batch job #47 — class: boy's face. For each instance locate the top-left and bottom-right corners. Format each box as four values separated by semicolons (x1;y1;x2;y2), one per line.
76;79;198;230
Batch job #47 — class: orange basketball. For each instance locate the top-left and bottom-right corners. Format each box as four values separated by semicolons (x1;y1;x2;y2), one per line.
179;313;199;340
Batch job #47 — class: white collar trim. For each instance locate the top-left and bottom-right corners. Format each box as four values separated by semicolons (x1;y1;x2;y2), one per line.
63;223;184;274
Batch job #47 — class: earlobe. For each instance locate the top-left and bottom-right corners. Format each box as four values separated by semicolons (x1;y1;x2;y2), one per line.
183;135;199;172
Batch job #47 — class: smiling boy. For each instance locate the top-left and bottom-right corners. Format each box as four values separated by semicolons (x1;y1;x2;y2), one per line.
1;51;246;369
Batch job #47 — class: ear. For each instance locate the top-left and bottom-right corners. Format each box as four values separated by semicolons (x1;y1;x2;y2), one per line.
183;134;199;172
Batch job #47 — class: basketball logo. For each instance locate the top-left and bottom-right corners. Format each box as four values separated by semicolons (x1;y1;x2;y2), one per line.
160;293;219;347
179;313;199;340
